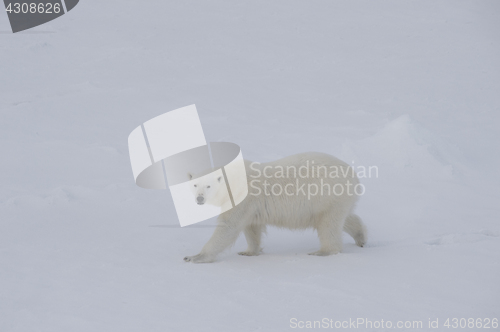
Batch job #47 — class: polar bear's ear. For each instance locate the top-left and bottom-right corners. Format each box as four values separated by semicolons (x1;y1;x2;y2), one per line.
187;173;193;180
217;176;222;182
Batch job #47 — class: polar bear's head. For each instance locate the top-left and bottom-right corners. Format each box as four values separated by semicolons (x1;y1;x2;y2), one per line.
187;172;224;206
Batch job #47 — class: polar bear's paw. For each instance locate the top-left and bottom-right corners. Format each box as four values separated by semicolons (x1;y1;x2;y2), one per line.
183;253;215;263
238;251;261;256
308;250;339;256
354;236;366;248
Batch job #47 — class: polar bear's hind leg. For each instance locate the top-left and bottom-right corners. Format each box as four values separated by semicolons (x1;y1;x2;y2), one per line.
309;211;345;256
343;213;367;247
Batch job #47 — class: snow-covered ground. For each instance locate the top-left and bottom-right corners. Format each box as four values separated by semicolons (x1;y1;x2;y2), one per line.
1;1;499;331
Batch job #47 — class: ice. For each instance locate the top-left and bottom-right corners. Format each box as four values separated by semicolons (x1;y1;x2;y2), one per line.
1;1;499;331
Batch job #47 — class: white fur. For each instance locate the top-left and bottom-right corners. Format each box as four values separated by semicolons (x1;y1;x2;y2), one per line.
184;152;367;263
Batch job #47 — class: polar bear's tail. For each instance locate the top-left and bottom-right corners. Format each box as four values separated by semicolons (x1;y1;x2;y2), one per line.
343;214;367;247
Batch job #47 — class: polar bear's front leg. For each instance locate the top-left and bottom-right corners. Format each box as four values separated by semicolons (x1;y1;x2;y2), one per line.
238;224;265;256
184;222;243;263
183;253;215;263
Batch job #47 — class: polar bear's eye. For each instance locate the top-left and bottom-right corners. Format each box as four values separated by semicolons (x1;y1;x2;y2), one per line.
207;186;211;189
194;185;197;187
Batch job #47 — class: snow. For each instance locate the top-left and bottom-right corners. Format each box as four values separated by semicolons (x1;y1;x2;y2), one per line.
1;1;499;331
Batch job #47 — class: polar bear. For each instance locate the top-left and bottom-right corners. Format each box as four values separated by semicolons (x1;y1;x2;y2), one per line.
184;152;367;263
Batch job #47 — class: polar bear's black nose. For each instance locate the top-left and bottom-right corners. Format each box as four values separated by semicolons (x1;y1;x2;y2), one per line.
197;196;205;205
